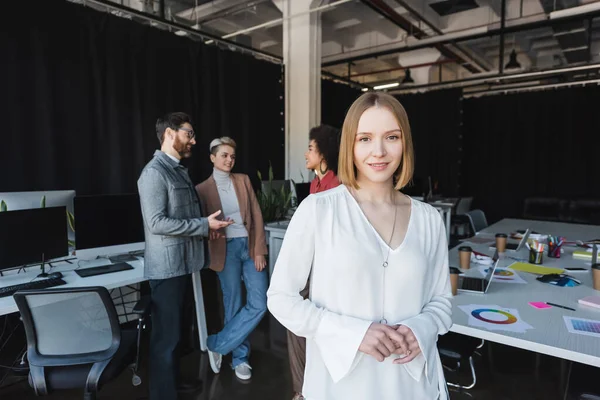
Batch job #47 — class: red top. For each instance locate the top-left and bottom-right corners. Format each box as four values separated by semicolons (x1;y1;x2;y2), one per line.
309;171;340;194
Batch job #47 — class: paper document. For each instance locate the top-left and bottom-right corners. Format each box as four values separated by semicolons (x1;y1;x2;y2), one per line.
564;316;600;338
478;266;527;284
458;304;533;333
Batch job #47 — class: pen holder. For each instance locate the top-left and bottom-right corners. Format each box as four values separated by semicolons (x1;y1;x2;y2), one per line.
547;242;562;258
529;249;543;264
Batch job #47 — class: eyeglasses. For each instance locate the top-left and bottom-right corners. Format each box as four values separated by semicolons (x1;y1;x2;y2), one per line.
178;127;195;140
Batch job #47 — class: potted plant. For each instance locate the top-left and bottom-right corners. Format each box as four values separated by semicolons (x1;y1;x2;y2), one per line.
256;162;295;224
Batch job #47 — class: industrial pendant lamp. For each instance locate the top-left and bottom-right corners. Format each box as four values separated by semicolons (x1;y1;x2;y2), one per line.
505;49;521;69
402;68;414;84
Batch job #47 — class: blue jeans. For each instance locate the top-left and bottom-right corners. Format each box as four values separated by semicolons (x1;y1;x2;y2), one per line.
207;237;268;368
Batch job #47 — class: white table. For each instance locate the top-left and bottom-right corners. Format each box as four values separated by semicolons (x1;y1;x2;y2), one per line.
0;257;209;351
450;218;600;367
431;202;453;242
265;221;290;280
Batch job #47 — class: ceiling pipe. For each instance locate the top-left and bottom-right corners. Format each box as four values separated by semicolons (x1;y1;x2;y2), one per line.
76;0;282;63
221;0;353;39
177;0;270;24
463;77;600;98
348;58;457;78
387;62;600;94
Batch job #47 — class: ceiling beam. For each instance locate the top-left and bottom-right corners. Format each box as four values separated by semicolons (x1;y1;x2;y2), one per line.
359;0;484;73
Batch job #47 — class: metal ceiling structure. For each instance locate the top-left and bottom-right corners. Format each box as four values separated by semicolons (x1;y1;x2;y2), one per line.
69;0;600;94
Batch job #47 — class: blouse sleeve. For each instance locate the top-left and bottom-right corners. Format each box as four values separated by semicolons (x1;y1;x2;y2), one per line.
395;209;453;383
267;195;372;383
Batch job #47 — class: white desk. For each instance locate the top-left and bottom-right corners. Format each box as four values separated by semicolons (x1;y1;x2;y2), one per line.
450;219;600;367
0;257;208;351
265;221;290;280
432;202;453;242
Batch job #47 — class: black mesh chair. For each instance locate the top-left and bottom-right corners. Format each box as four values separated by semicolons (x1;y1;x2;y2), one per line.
438;332;483;390
13;286;150;400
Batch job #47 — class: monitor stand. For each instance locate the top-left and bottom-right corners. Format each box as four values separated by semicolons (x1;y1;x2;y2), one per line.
37;253;49;278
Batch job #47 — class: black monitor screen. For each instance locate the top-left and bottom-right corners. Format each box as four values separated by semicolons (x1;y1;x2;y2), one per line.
0;206;68;271
74;194;144;250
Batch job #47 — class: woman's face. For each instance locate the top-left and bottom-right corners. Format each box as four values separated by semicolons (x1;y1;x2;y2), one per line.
353;106;403;185
210;145;236;172
304;139;322;171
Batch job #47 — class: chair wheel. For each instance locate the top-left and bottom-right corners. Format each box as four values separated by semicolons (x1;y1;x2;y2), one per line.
132;374;142;386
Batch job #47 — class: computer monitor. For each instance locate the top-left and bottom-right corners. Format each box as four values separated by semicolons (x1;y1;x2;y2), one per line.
0;190;76;242
0;207;69;272
74;193;145;260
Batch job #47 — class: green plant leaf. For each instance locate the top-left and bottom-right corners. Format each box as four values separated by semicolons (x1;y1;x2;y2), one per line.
67;210;75;232
0;200;6;212
68;240;76;248
40;195;46;208
257;170;263;181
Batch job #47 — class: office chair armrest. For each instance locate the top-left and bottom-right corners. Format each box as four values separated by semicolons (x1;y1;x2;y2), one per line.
132;296;151;319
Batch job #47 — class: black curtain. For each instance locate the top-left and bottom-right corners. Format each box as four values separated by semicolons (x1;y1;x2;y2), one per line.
462;86;600;223
321;79;361;129
395;89;462;197
0;0;284;195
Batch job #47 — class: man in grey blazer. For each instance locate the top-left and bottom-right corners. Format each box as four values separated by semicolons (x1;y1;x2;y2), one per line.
138;112;232;400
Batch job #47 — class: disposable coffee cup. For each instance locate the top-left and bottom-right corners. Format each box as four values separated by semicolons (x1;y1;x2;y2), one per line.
495;233;508;253
592;263;600;291
459;246;472;270
449;267;460;296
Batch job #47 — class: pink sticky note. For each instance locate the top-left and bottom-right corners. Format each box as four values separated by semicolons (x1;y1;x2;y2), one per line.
529;302;552;309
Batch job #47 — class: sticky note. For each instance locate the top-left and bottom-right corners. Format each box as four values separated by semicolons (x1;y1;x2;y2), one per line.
529;302;552;309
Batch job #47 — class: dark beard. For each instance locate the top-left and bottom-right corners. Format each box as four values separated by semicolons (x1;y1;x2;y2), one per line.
173;136;192;158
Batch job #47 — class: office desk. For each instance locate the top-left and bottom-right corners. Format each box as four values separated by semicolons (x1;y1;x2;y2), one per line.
450;218;600;367
0;257;208;351
265;221;289;280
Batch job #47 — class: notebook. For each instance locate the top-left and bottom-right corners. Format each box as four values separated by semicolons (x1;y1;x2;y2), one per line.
578;296;600;310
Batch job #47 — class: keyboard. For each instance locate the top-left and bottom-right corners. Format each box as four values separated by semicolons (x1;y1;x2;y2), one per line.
459;276;485;292
0;277;67;298
75;262;134;278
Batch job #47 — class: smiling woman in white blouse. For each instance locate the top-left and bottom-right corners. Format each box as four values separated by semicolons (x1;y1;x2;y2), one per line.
267;92;453;400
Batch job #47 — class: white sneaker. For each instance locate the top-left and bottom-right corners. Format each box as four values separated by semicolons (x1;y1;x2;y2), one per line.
208;350;222;374
234;362;252;380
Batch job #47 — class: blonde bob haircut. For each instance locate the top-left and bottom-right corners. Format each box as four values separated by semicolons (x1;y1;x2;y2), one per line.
209;136;237;155
338;92;414;191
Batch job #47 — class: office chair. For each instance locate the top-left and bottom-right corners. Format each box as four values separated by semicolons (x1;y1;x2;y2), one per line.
438;332;482;390
454;197;473;215
13;286;150;400
465;209;488;233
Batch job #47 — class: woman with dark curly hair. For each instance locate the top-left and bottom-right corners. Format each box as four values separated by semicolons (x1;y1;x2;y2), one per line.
286;124;341;400
304;124;341;195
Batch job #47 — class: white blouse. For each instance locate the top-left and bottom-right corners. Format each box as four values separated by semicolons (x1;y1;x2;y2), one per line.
267;185;452;400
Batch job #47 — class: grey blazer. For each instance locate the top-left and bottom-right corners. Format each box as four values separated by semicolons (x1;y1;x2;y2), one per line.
137;150;209;280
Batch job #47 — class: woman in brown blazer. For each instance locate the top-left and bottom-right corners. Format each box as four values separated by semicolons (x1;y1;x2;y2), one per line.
195;136;268;381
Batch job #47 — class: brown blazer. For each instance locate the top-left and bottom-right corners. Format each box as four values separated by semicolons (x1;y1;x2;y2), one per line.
195;173;268;272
